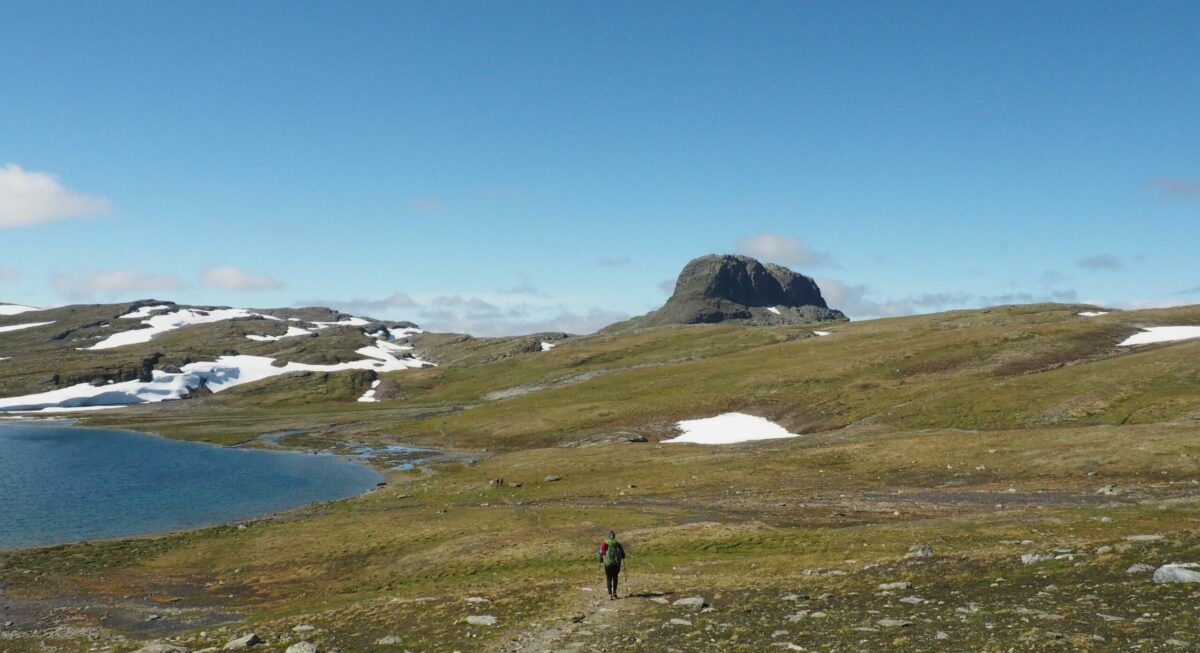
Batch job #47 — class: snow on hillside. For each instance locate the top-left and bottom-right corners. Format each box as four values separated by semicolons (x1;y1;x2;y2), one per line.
1079;311;1109;317
90;307;274;350
357;379;382;403
540;342;557;351
247;326;313;341
0;340;430;412
1118;326;1200;347
0;321;55;334
664;412;799;445
0;304;41;316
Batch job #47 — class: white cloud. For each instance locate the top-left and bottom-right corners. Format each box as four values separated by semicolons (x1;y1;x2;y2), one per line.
0;266;18;281
817;278;1079;319
200;265;284;292
52;268;184;301
736;233;837;269
0;163;110;228
298;293;418;316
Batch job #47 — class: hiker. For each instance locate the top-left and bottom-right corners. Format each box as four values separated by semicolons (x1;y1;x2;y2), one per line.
598;530;626;599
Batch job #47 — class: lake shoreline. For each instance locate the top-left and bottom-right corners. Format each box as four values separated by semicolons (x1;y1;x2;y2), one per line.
0;422;389;552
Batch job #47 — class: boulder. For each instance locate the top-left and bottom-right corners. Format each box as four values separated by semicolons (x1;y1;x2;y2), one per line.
222;634;262;650
133;643;190;653
285;643;318;653
1126;563;1156;574
375;635;403;645
672;596;707;611
1153;564;1200;584
877;619;913;628
878;581;913;590
465;615;497;626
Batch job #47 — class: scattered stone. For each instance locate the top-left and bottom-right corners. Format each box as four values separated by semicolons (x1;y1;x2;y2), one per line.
292;625;315;633
1125;534;1164;542
936;631;950;640
673;596;706;611
285;643;319;653
544;475;562;482
1095;545;1113;555
1096;485;1122;496
1153;563;1200;584
1126;563;1156;574
223;634;262;650
375;635;403;646
133;643;190;653
905;544;933;558
878;581;913;590
669;618;693;626
465;596;489;603
147;614;162;621
465;615;497;626
1021;553;1053;565
899;596;925;605
877;619;913;628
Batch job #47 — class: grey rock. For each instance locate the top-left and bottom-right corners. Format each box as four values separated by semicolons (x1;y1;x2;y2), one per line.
465;615;497;626
669;618;693;626
1153;563;1200;584
223;634;262;650
375;635;403;645
1125;534;1164;542
673;596;707;611
905;544;934;558
1126;563;1156;574
878;581;913;590
285;643;318;653
292;625;315;633
544;475;562;482
877;619;913;628
1021;553;1053;565
133;644;191;653
899;596;925;605
602;254;847;332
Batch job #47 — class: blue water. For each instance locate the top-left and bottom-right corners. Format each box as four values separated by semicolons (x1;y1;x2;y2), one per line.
0;422;383;550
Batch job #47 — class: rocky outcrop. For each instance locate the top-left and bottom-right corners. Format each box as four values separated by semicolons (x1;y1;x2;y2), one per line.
604;254;846;332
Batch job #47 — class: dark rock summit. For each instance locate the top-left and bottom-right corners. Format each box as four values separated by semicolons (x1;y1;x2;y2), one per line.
605;254;846;332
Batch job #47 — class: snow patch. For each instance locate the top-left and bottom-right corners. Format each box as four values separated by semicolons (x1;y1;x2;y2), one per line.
312;317;371;329
357;379;382;403
664;412;799;445
1078;311;1109;317
813;330;832;337
89;308;264;350
1118;326;1200;347
247;326;313;342
120;304;174;319
0;304;41;316
0;321;55;334
766;306;781;315
540;341;557;351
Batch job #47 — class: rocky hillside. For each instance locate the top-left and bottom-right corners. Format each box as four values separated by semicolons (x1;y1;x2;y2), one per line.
0;299;580;413
605;254;847;332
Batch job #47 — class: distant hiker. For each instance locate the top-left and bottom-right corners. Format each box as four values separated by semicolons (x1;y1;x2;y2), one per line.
598;530;626;599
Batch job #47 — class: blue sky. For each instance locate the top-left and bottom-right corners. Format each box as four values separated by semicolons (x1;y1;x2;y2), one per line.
2;2;1197;335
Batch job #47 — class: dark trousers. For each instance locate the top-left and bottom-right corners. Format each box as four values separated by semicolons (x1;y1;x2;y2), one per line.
604;564;621;596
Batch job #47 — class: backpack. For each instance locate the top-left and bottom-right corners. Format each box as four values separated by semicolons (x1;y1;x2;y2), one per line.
603;538;624;566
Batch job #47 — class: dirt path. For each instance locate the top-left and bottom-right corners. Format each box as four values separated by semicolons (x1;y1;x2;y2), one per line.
497;577;652;652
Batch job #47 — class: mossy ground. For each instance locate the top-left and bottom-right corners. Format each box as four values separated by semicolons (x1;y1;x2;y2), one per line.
3;303;1200;651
